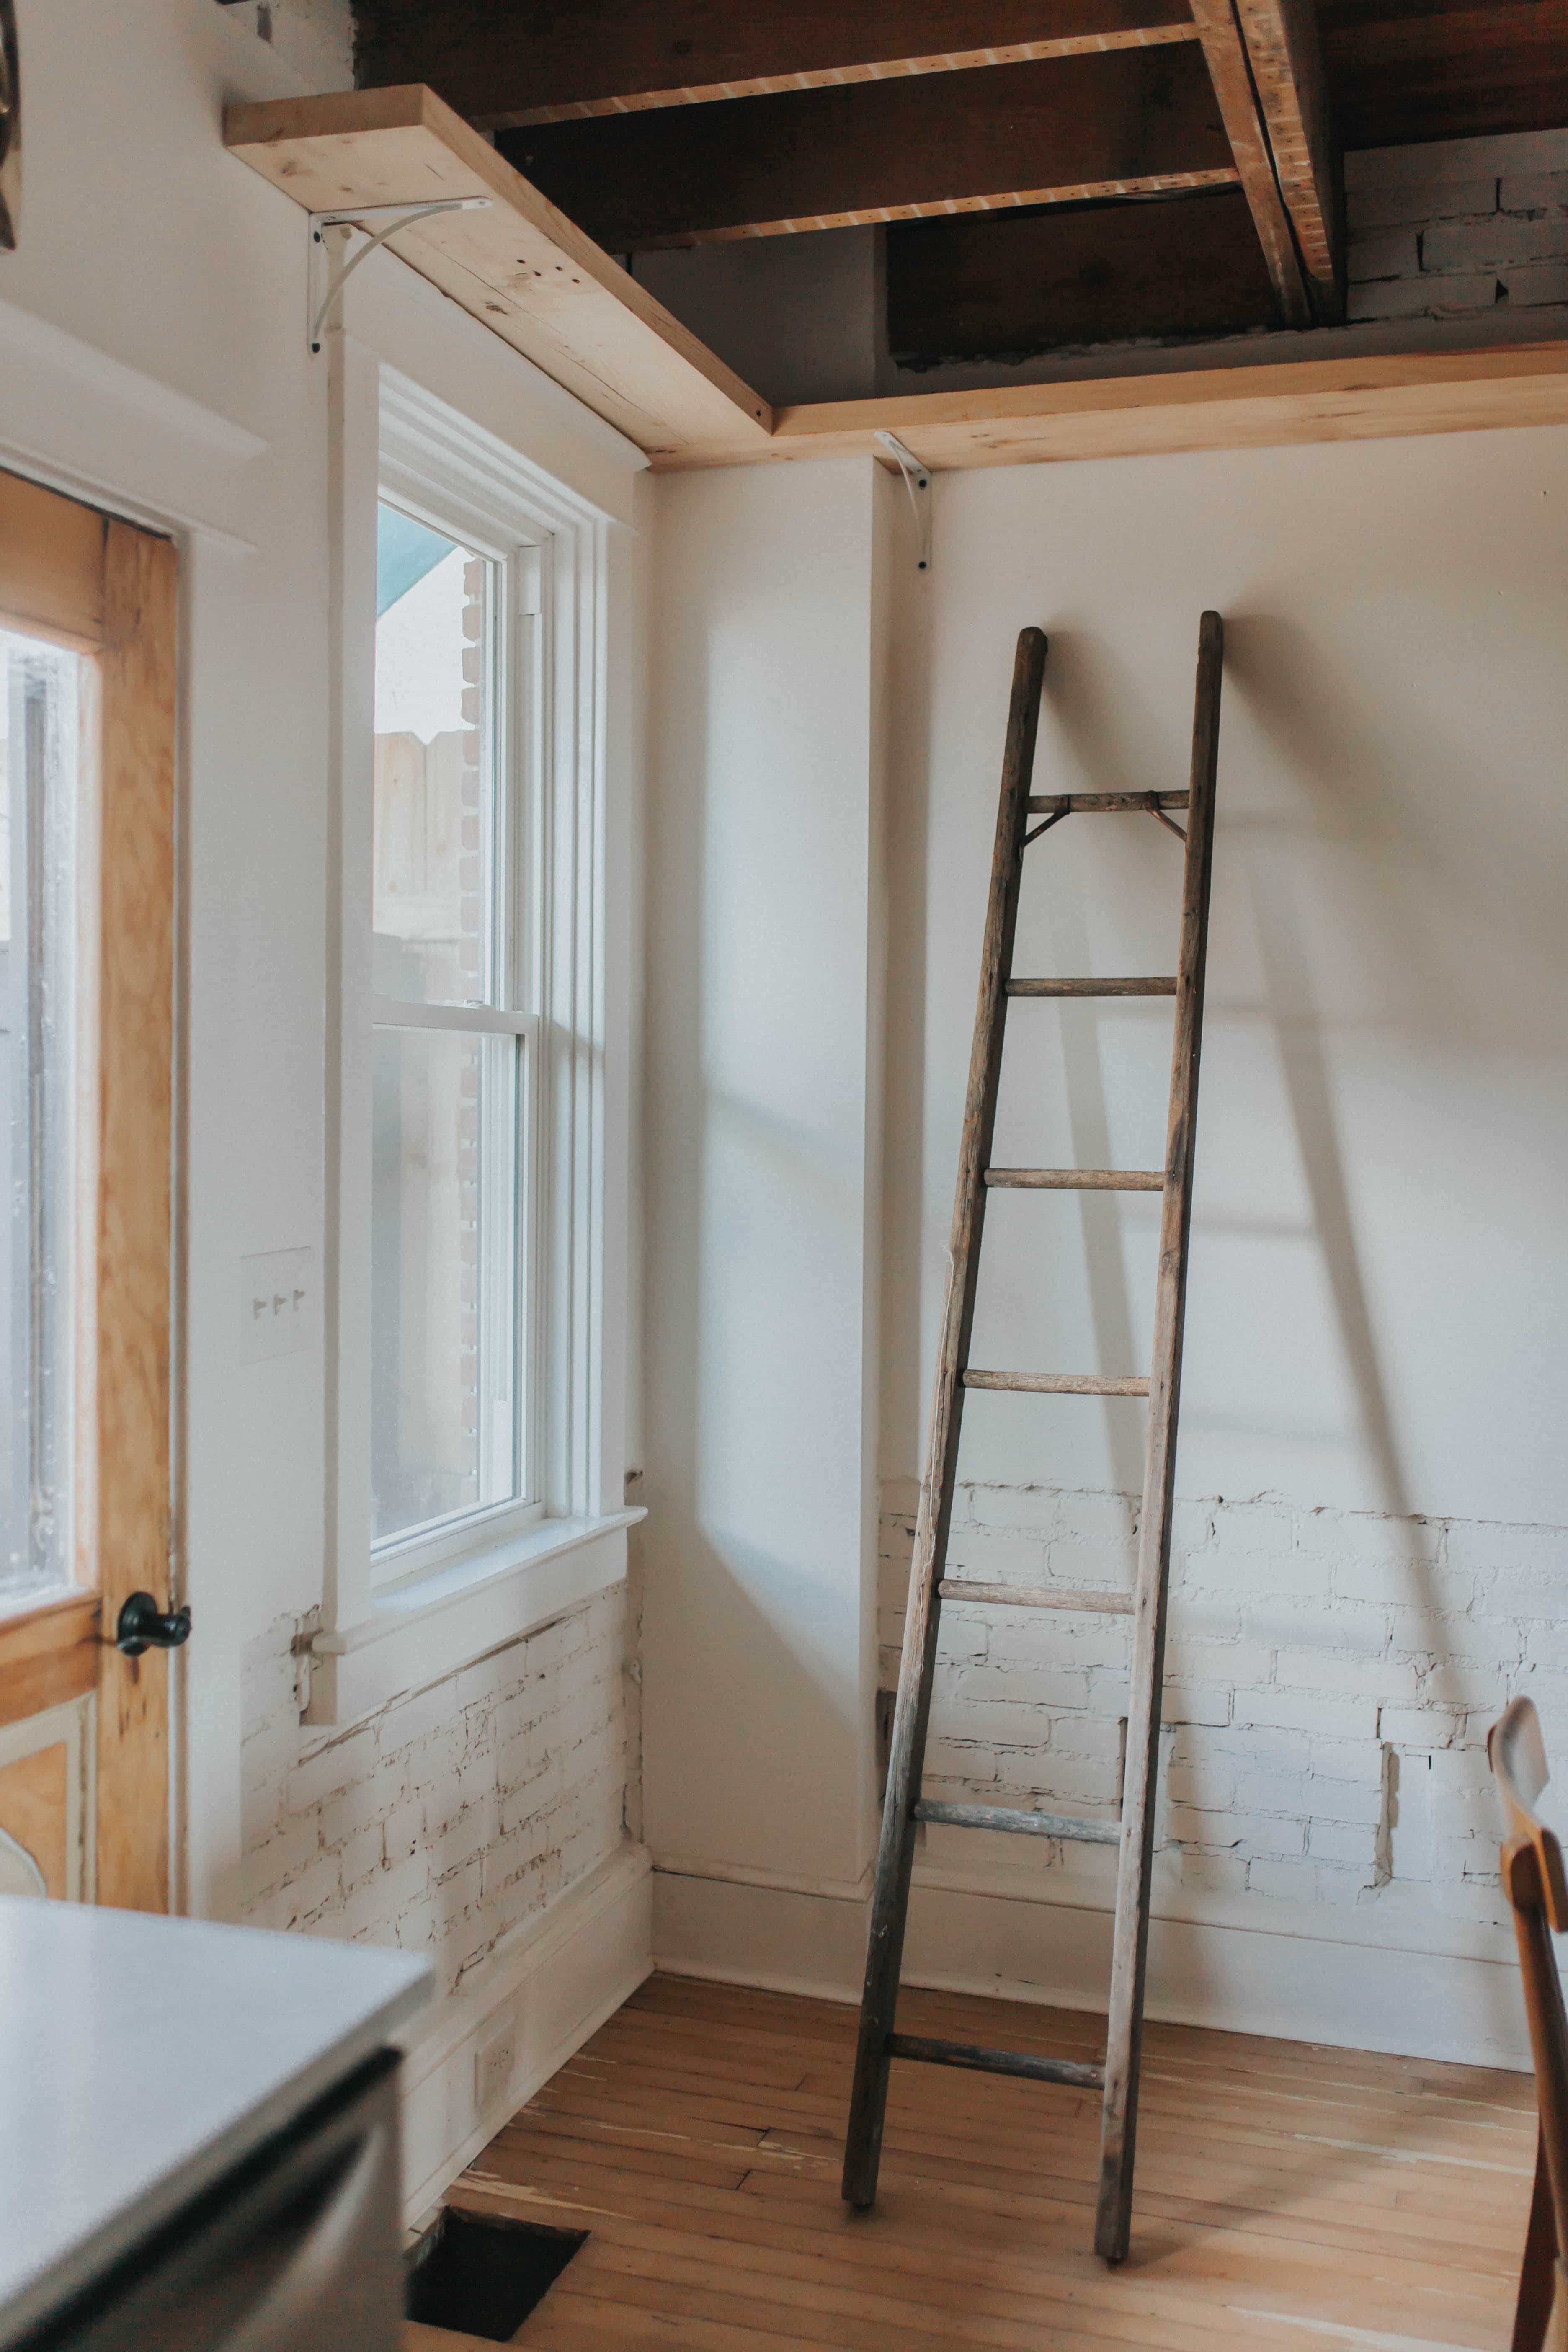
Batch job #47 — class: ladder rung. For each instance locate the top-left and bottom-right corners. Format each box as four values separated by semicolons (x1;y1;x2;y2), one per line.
915;1800;1121;1846
965;1370;1150;1397
939;1579;1135;1615
1008;977;1178;997
887;2033;1105;2091
985;1168;1163;1191
1026;792;1188;814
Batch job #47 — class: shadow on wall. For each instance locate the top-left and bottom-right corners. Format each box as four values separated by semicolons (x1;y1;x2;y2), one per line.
877;599;1565;1996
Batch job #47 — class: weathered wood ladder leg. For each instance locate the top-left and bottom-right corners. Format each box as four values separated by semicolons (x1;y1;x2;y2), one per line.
841;626;1048;2208
1094;610;1224;2260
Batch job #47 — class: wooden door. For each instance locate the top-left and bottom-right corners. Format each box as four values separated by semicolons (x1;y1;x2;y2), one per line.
0;465;177;1912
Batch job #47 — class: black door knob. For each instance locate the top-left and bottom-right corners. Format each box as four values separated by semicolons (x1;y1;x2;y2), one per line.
115;1592;192;1656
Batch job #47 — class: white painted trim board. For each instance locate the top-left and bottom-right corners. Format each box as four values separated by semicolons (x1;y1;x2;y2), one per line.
652;1867;1534;2074
397;1840;652;2224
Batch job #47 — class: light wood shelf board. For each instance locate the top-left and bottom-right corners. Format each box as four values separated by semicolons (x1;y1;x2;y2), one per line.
223;85;774;463
222;87;1568;478
679;340;1568;471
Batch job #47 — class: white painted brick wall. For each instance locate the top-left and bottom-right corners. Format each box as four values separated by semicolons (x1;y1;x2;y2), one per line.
880;1479;1568;1937
1346;128;1568;326
240;1589;628;1996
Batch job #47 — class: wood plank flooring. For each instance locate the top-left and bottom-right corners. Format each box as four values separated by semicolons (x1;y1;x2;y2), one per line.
444;1972;1536;2350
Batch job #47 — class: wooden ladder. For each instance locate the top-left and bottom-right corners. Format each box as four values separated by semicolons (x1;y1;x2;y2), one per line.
841;613;1224;2264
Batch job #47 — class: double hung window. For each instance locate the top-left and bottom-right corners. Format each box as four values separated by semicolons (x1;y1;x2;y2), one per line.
370;495;542;1578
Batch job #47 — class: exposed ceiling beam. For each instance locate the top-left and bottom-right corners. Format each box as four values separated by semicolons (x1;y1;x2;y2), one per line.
222;89;1568;472
1188;0;1312;322
887;188;1279;361
1321;0;1568;150
1236;0;1341;317
496;46;1238;248
353;1;1199;128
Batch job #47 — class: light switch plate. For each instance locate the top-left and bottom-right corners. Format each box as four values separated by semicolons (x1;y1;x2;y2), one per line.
240;1248;316;1363
474;2016;516;2121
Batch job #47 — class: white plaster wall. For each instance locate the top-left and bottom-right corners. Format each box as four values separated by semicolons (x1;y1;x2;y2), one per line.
883;432;1568;1527
210;0;354;89
640;459;892;1894
864;423;1568;2047
648;422;1568;2065
3;0;647;2135
633;230;881;407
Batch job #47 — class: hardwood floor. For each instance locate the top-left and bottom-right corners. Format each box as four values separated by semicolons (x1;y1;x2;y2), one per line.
446;1972;1536;2350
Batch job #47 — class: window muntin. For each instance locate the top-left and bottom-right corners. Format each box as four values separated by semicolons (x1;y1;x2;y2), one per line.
370;501;536;1563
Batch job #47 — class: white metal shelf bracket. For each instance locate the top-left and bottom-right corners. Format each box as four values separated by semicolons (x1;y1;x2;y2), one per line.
876;430;932;573
307;199;490;353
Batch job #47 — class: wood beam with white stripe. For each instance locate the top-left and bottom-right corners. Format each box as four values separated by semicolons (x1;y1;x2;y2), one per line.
1235;0;1341;317
1187;0;1310;324
354;0;1199;128
497;46;1237;250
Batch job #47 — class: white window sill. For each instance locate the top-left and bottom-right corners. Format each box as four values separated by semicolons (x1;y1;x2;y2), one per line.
304;1508;645;1727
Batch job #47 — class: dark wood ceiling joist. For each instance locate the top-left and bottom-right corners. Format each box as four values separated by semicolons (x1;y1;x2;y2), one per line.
887;186;1281;360
1322;0;1568;149
1237;0;1341;314
496;44;1238;248
354;0;1200;128
1188;0;1341;323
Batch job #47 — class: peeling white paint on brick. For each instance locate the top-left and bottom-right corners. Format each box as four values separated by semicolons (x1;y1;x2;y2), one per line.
1345;127;1568;327
881;1480;1566;1939
240;1589;628;1996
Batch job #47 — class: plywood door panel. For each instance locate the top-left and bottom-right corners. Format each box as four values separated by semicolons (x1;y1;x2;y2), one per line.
0;1744;70;1898
0;1594;101;1729
0;467;106;648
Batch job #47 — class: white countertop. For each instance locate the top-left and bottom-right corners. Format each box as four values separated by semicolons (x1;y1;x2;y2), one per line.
0;1898;431;2347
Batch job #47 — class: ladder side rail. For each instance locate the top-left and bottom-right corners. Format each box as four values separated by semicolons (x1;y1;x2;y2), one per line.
1094;610;1224;2263
841;625;1047;2210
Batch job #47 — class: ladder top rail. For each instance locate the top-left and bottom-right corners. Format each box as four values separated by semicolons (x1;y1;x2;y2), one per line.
1028;792;1189;813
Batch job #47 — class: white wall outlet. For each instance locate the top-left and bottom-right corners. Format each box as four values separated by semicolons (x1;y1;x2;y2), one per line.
474;2016;516;2121
239;1248;316;1364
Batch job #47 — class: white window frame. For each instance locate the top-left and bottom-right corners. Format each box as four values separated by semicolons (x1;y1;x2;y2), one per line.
317;355;630;1702
369;476;544;1579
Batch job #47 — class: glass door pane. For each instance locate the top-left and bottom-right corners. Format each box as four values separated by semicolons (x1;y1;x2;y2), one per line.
0;626;81;1604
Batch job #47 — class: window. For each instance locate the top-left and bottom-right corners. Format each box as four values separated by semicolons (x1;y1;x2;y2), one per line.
370;498;541;1574
319;363;616;1674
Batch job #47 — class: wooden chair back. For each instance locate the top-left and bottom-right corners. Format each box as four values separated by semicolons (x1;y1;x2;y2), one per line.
1490;1696;1568;2352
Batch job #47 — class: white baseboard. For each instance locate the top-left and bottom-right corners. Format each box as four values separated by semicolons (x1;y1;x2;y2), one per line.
398;1841;652;2223
652;1865;1533;2072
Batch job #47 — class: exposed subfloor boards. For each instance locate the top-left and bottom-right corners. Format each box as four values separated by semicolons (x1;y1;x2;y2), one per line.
442;1971;1534;2350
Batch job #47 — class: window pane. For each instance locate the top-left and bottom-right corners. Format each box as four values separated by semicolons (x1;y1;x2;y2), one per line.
373;503;496;1007
1;628;80;1604
371;1024;521;1547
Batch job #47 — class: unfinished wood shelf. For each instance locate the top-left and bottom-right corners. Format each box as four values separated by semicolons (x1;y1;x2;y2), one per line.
226;85;1568;474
